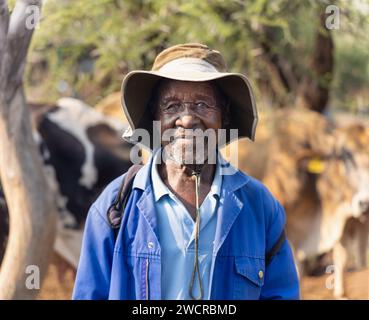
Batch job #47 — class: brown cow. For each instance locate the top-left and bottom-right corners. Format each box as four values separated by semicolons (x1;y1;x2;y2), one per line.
222;108;369;298
330;123;369;297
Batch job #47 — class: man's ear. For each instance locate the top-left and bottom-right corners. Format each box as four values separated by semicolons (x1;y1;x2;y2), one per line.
148;99;159;120
222;99;231;127
148;79;163;120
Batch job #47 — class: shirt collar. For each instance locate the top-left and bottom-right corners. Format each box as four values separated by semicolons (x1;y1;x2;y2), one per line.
151;148;223;202
132;147;251;195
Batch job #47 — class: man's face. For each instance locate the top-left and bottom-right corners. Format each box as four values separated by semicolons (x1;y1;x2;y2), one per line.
153;80;226;166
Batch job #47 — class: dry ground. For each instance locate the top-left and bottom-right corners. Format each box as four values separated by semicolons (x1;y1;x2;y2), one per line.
37;253;369;300
301;268;369;300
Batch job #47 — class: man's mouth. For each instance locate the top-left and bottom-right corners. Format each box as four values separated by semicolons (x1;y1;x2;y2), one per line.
171;134;196;142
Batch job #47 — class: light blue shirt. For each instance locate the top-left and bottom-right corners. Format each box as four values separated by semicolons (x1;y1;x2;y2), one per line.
151;148;222;300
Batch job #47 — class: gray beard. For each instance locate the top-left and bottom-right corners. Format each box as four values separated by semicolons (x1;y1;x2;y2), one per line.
162;140;207;166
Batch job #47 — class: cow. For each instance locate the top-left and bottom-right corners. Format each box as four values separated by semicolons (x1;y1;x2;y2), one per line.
0;97;134;269
222;108;369;298
329;123;369;297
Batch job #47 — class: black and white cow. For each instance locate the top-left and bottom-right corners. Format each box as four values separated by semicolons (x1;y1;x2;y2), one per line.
0;98;134;266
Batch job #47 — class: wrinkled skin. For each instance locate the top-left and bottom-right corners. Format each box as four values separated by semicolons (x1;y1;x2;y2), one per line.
152;80;229;220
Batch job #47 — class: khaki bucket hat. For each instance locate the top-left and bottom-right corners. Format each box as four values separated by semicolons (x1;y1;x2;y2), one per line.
121;43;257;149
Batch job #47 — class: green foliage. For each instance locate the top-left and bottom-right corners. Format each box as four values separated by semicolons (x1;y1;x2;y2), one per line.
332;32;369;111
24;0;369;111
329;0;369;112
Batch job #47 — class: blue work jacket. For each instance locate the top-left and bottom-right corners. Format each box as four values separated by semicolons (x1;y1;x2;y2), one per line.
73;155;300;300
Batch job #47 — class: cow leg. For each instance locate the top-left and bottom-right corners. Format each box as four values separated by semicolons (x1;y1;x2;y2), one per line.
295;259;305;279
292;247;305;279
357;218;369;269
333;241;347;299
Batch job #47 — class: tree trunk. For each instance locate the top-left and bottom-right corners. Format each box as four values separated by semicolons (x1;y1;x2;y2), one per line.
298;12;334;113
255;9;334;113
0;0;57;300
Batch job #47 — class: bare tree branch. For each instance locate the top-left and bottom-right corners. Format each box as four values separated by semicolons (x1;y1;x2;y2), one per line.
2;0;42;102
0;0;9;52
0;0;57;299
0;0;9;82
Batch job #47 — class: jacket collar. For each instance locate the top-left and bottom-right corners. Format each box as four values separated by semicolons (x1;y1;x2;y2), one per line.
132;149;250;193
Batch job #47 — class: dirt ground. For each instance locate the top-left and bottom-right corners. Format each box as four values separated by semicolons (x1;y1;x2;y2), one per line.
37;253;369;300
37;254;76;300
301;268;369;300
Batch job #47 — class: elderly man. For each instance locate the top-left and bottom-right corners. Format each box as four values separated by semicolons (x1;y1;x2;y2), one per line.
73;43;299;300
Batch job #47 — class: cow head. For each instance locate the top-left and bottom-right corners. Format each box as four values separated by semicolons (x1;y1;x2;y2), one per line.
227;108;368;259
262;108;337;210
314;123;369;221
272;111;369;225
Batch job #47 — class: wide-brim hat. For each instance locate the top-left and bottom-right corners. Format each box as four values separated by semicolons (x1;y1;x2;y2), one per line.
121;43;257;150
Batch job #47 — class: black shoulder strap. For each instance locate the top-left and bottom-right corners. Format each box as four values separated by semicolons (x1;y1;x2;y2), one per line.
107;164;143;236
265;229;286;267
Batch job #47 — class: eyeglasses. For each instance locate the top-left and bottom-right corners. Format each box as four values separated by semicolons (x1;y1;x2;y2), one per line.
158;100;221;115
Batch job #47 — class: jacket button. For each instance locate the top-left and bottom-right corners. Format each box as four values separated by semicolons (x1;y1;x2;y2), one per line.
148;241;154;249
258;270;264;279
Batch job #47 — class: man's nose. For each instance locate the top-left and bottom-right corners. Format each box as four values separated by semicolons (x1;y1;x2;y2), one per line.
175;108;201;129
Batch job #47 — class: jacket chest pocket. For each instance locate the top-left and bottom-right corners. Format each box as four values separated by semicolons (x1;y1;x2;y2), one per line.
233;256;265;300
